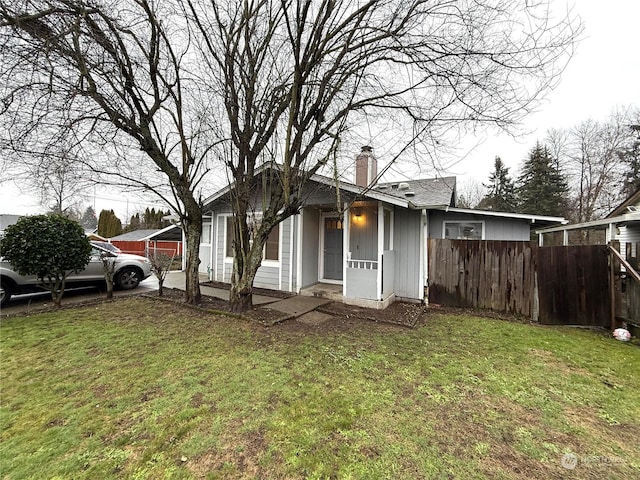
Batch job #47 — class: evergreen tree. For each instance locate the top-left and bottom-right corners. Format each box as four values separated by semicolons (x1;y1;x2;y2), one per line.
124;213;142;233
80;206;98;230
97;209;123;238
478;156;517;211
516;143;569;217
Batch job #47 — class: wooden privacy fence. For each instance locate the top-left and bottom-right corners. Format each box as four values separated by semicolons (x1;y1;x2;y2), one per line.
428;240;536;317
427;239;625;327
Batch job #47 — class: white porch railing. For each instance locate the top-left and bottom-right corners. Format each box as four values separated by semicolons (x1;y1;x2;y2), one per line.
347;259;378;270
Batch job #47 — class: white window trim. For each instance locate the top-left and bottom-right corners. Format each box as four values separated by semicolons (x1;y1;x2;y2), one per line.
223;214;234;263
318;211;344;285
223;212;282;265
443;220;485;240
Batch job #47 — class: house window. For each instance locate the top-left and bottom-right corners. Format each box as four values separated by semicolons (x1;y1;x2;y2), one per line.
383;208;392;250
444;221;483;240
225;216;234;257
202;220;212;244
225;214;280;261
264;223;279;261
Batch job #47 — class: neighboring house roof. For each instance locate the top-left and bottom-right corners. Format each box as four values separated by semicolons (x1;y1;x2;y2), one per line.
536;188;640;235
146;224;182;241
110;225;182;242
608;188;640;218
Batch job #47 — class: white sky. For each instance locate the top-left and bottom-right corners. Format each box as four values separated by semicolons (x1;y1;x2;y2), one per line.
451;0;640;188
1;0;638;220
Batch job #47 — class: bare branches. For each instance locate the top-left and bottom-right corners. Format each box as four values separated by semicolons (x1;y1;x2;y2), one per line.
1;0;582;309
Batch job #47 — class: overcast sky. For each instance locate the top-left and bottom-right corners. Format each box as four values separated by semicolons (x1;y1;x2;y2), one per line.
1;0;638;220
451;0;640;188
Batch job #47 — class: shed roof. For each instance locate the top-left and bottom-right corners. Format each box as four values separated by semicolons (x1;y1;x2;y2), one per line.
111;229;160;241
110;225;182;241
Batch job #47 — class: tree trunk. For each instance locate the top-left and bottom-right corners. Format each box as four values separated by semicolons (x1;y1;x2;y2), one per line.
229;279;254;312
229;230;266;312
183;214;202;305
158;280;164;297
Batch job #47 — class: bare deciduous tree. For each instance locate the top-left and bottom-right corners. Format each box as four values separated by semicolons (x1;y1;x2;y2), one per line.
186;0;581;311
1;1;216;304
545;106;639;226
1;0;581;311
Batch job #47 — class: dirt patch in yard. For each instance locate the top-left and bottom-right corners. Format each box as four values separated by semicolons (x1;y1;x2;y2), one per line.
151;288;428;328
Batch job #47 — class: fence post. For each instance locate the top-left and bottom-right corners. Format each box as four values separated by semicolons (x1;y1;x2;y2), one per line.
609;241;620;329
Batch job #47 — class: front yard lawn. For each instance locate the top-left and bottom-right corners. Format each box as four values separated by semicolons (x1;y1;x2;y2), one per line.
1;298;638;479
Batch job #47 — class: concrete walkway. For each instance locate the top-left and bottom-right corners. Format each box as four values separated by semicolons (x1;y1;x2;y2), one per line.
265;296;331;318
165;272;336;321
163;271;279;306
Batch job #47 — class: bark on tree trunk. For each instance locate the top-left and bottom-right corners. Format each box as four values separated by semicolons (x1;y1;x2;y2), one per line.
229;224;268;312
183;213;202;305
229;280;254;312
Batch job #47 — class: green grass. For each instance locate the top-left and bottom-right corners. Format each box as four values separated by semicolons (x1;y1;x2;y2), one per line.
1;298;639;479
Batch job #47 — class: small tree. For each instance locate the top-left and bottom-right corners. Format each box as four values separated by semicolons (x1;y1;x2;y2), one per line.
100;252;117;300
149;249;177;297
0;215;92;307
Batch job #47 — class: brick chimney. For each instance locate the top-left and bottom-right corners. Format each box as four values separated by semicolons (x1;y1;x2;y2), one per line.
355;145;377;187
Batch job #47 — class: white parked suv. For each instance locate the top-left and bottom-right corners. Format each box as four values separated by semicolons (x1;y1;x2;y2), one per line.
0;241;152;307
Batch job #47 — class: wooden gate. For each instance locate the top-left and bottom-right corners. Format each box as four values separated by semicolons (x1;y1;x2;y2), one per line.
536;245;610;326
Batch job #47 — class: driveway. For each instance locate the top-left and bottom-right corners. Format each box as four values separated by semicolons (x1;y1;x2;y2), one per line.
1;276;159;316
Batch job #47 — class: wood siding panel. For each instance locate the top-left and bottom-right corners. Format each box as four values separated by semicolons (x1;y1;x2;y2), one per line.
394;209;421;300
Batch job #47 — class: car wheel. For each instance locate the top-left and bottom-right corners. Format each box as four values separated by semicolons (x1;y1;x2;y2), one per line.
115;268;142;290
1;279;12;307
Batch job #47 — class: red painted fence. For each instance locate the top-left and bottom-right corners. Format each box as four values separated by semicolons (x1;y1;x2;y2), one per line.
110;240;182;257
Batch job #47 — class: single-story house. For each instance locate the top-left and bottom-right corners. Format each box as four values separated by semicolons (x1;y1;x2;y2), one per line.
199;147;565;308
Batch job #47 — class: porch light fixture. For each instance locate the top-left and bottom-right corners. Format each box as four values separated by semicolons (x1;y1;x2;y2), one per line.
352;207;362;218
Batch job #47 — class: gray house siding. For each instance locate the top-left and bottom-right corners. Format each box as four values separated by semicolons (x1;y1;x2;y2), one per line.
280;216;292;291
349;203;378;260
616;226;640;258
393;208;422;300
291;215;298;291
215;214;227;281
199;245;211;275
301;208;320;288
428;210;531;241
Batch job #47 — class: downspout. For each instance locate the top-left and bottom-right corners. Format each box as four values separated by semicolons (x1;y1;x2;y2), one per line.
181;224;187;271
213;211;218;281
296;210;303;293
422;209;428;304
209;211;214;280
377;201;384;300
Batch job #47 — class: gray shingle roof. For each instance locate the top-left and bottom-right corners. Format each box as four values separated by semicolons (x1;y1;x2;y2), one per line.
110;229;160;241
373;177;456;208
